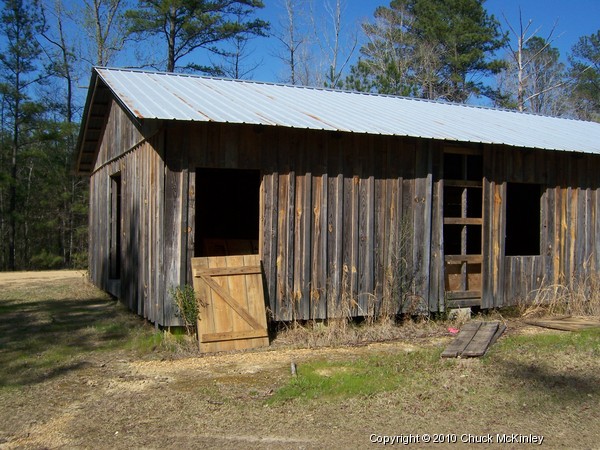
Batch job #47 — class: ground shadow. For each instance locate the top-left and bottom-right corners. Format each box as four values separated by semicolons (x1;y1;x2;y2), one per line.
0;287;150;388
496;357;600;403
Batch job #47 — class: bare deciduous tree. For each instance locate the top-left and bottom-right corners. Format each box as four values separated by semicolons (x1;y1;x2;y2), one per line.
211;4;266;79
499;10;567;114
310;0;357;88
273;0;311;85
80;0;127;66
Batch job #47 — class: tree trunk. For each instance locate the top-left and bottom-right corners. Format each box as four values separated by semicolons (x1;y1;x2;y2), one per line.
9;111;17;271
167;5;176;72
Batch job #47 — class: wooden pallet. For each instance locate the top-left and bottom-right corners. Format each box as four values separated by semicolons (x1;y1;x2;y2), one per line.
441;321;506;358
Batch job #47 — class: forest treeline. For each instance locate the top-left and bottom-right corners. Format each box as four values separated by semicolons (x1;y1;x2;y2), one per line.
1;0;599;271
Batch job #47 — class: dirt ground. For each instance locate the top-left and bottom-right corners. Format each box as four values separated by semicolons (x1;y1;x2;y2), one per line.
1;271;599;449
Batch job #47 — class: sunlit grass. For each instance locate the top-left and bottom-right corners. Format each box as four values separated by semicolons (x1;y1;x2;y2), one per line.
494;327;600;356
268;348;443;404
269;327;600;411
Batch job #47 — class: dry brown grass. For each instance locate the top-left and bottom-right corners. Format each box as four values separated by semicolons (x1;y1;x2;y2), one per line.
519;274;600;318
270;315;451;349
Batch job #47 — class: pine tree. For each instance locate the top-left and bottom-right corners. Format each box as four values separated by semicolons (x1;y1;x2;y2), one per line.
345;0;506;102
0;0;47;270
125;0;269;73
569;31;600;122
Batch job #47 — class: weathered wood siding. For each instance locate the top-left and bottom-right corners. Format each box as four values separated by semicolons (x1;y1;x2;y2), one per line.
93;98;145;168
89;99;166;324
88;105;600;325
482;145;600;307
164;122;445;321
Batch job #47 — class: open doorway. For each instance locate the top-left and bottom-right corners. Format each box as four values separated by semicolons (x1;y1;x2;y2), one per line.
109;173;121;279
195;168;261;257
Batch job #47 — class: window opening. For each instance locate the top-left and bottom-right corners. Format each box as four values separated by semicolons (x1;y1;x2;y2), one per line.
505;183;541;256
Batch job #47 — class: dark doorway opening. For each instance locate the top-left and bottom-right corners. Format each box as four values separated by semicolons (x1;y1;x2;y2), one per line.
109;173;121;279
195;168;261;257
505;183;541;256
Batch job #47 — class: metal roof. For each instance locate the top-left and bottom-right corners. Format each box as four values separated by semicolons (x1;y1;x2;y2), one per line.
77;67;600;173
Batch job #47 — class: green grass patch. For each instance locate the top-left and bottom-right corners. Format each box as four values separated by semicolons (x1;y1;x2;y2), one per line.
495;327;600;356
268;348;443;404
268;328;600;409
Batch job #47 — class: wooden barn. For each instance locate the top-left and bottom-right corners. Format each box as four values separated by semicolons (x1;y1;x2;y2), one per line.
77;67;600;328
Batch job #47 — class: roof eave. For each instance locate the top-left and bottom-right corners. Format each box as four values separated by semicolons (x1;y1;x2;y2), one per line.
75;69;103;176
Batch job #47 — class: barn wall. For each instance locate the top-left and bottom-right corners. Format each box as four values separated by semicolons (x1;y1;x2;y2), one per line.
92;98;146;170
168;122;600;317
89;99;166;324
88;106;600;325
482;145;600;307
163;122;447;321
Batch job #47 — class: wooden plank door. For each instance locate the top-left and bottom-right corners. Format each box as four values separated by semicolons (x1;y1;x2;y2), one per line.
191;254;269;353
443;148;483;308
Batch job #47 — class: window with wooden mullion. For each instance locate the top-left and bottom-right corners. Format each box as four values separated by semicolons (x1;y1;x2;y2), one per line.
443;152;483;263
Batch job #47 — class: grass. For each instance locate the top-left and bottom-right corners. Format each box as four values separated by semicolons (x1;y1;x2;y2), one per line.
272;316;449;349
496;327;600;355
269;348;443;403
520;274;600;317
1;273;600;448
269;327;600;411
0;277;169;389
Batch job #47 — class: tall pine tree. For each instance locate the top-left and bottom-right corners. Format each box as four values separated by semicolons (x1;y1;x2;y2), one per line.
569;31;600;122
125;0;269;73
0;0;46;270
345;0;506;102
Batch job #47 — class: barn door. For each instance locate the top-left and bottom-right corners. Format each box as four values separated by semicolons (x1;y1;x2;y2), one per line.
191;254;269;353
443;148;483;308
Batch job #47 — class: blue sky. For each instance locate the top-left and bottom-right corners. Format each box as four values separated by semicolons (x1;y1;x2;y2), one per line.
486;0;600;56
249;0;600;83
24;0;597;108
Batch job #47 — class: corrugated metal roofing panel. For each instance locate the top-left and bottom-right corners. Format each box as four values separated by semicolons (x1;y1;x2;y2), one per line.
95;67;600;155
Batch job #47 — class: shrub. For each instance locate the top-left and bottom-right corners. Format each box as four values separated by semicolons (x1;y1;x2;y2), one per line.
170;284;205;336
30;250;64;270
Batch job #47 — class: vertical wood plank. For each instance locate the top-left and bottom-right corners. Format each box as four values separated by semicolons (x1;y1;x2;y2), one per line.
373;137;387;315
293;142;312;321
276;170;291;320
155;131;166;325
383;139;400;310
211;256;237;352
481;145;493;308
493;146;506;307
305;133;327;319
357;135;374;315
342;139;359;316
428;144;444;311
262;171;279;320
594;155;600;273
412;141;432;310
327;136;344;317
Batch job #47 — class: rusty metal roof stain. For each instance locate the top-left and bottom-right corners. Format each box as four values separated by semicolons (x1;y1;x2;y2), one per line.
94;67;600;155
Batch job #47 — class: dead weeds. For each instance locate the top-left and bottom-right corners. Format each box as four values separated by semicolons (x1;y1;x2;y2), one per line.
518;274;600;318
